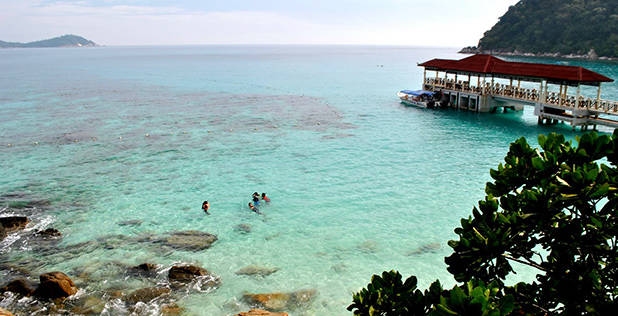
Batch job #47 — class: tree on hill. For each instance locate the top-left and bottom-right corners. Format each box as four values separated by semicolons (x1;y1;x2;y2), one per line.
476;0;618;58
349;132;618;315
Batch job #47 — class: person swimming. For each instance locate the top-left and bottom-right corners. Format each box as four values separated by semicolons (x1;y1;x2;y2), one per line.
252;196;260;206
202;200;210;215
248;202;261;214
261;193;270;202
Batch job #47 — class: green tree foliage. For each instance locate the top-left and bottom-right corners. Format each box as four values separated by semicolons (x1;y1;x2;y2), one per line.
349;132;618;315
477;0;618;58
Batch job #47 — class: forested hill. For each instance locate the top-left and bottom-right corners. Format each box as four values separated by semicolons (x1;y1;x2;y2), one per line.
463;0;618;59
0;35;96;48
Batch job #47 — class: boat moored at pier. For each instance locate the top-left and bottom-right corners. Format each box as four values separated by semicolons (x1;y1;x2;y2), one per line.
404;54;618;130
397;90;436;108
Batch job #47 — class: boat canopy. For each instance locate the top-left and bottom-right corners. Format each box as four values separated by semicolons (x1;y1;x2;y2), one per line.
401;90;434;96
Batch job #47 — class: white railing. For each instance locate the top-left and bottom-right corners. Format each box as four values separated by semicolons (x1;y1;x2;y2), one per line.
425;78;618;113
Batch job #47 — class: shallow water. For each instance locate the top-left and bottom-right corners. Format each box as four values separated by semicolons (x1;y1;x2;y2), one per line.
1;46;617;315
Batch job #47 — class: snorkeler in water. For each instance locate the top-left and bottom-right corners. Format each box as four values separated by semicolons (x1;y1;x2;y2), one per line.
202;200;210;215
248;202;261;214
261;193;270;202
253;196;260;207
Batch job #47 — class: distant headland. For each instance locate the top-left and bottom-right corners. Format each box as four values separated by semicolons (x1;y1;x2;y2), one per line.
0;35;97;48
461;0;618;60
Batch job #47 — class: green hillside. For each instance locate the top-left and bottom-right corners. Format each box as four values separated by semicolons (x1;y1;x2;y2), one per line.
473;0;618;58
0;35;96;48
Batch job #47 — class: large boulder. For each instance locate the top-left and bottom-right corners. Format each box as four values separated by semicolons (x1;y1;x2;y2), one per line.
35;272;78;299
0;278;35;296
0;225;5;241
123;287;170;304
168;265;207;282
0;216;30;233
165;230;217;251
236;265;279;277
243;289;316;311
237;309;288;316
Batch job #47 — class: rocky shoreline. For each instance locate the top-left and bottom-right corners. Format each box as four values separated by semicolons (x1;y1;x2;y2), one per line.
459;46;618;61
0;193;316;315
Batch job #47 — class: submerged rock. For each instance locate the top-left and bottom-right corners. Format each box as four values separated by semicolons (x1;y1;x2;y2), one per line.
235;224;252;233
117;219;143;227
161;302;184;315
70;296;106;315
236;265;279;277
407;242;441;256
243;289;316;311
165;230;218;251
0;278;36;296
123;287;171;304
0;216;30;232
35;272;78;299
237;309;288;316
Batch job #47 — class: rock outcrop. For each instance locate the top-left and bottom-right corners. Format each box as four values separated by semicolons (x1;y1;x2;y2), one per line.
35;272;77;299
36;228;62;238
0;308;14;316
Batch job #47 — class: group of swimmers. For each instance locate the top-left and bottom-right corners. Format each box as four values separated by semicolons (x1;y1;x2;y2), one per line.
249;192;270;214
201;192;270;215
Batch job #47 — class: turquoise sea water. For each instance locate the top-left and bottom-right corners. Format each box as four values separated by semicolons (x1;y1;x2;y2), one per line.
1;46;617;315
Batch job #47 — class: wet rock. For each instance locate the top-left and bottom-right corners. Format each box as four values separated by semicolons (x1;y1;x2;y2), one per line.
0;308;14;316
235;224;252;233
35;272;78;299
0;225;6;240
36;228;62;238
0;278;36;296
0;216;30;233
161;302;184;315
243;289;316;311
237;309;288;316
124;287;171;304
129;263;159;276
236;265;279;277
407;242;441;256
168;265;208;282
117;219;143;227
165;230;218;251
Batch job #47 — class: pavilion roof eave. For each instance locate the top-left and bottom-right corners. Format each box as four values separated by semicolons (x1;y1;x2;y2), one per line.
418;54;613;87
422;67;603;87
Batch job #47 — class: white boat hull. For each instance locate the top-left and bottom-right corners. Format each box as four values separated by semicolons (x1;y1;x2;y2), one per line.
398;92;429;108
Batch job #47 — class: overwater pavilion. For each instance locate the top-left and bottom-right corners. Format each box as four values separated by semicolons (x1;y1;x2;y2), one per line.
418;54;617;129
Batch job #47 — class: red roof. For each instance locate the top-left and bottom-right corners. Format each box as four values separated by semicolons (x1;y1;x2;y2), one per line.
419;54;613;85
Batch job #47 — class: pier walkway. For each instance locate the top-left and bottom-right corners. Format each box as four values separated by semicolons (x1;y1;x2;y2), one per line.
418;55;618;130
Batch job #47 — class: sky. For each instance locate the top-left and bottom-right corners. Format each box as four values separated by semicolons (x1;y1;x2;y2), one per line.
0;0;520;46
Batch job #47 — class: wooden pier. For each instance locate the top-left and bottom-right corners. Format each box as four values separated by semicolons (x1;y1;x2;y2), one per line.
418;55;618;130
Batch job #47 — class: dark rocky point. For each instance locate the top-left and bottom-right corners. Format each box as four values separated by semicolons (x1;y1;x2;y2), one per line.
0;216;30;232
36;228;62;238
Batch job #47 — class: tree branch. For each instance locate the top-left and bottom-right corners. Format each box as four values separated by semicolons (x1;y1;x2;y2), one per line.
503;254;547;271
